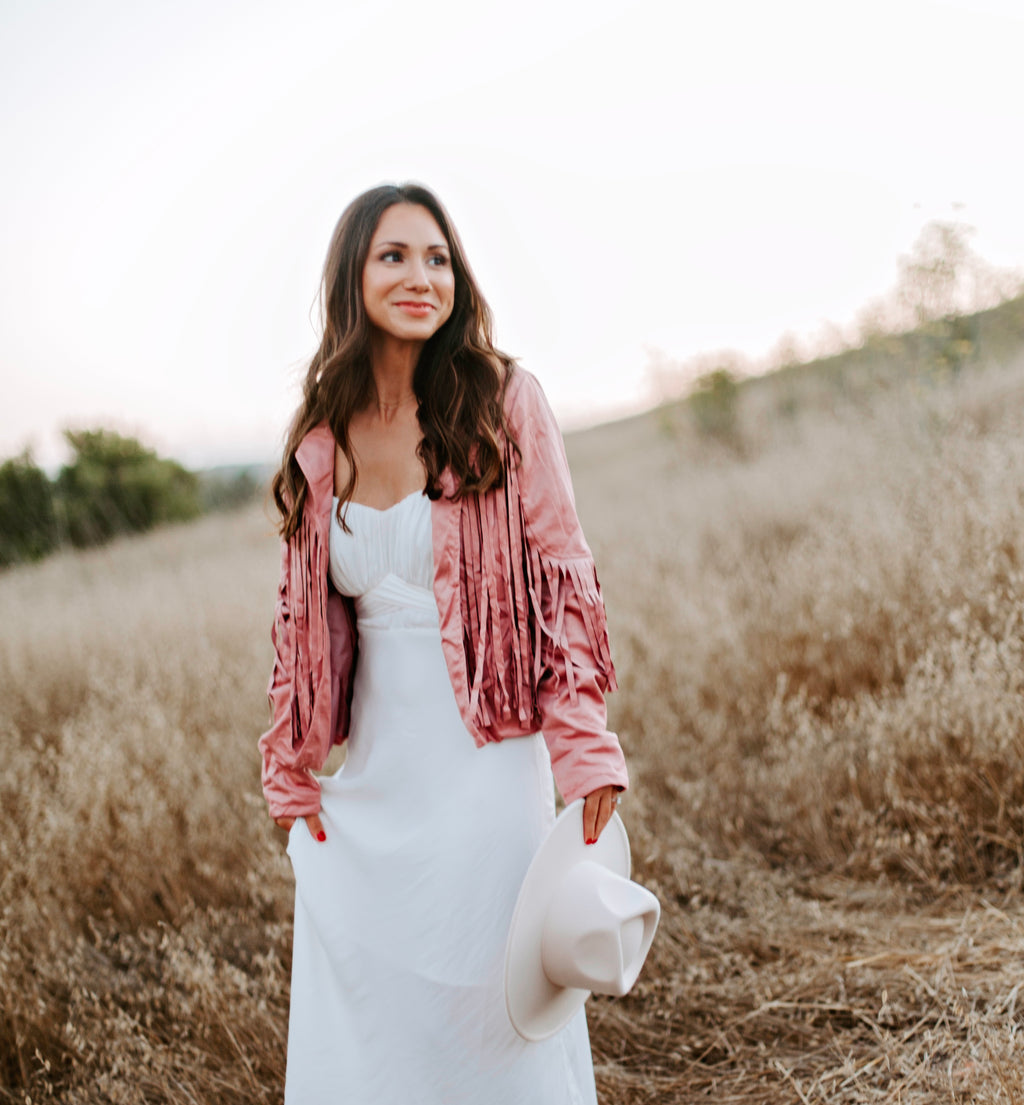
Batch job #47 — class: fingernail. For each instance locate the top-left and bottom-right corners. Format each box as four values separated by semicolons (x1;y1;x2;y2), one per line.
585;838;595;845
316;831;326;843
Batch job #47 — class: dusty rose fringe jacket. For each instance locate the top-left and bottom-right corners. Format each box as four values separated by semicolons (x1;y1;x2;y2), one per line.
259;369;628;819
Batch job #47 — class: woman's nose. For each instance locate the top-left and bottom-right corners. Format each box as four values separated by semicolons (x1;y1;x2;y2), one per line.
404;259;430;289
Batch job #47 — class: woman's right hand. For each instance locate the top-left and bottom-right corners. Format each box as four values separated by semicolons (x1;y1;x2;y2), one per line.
274;812;327;842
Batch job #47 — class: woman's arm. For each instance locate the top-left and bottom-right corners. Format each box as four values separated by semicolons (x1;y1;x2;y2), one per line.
504;370;628;837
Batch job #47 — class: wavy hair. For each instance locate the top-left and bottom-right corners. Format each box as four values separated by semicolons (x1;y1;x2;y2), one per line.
271;183;516;539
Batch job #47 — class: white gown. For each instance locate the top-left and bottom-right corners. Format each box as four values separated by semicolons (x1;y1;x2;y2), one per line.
284;491;598;1105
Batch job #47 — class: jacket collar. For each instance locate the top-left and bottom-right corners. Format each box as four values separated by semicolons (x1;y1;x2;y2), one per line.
296;422;336;513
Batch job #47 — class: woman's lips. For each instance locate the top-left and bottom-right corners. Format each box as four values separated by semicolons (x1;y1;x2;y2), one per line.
395;302;433;316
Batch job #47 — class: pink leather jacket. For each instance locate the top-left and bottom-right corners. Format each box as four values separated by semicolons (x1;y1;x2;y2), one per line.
259;369;628;819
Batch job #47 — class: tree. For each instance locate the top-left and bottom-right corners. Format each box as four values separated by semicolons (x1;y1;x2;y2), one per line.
897;220;976;326
689;366;741;444
889;220;1023;376
0;451;58;565
55;429;201;548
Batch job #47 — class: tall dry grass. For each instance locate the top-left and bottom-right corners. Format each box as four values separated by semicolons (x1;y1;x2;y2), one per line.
0;511;289;1102
578;357;1024;888
4;350;1024;1101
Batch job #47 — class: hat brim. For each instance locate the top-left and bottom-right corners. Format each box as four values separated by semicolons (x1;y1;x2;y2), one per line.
504;798;630;1041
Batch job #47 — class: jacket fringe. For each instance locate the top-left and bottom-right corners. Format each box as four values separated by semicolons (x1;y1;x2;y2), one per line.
290;507;330;752
458;441;617;735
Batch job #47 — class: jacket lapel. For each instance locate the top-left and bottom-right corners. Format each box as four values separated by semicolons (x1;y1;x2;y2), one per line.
296;422;336;517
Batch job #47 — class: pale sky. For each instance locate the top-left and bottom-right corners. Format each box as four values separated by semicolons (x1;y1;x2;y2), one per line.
2;0;1023;468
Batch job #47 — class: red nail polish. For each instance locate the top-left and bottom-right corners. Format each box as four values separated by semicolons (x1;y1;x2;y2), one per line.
316;831;326;842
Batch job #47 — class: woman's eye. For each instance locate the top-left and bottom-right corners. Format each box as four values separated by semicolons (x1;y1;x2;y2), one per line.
381;250;402;262
428;254;450;267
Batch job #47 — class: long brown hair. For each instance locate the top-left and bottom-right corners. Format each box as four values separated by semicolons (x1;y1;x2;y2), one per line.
271;183;516;539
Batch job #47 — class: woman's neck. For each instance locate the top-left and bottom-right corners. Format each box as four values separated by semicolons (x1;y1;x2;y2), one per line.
368;333;422;422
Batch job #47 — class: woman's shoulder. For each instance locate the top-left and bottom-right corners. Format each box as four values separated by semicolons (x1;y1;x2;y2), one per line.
502;365;556;432
502;365;587;554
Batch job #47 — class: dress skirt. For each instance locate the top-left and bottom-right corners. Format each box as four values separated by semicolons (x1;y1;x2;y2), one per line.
284;569;598;1105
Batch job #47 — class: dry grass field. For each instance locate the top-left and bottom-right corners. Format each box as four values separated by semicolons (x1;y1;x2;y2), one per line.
4;346;1024;1102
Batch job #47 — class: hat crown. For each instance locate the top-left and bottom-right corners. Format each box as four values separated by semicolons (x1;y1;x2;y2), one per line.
504;801;662;1041
540;860;660;995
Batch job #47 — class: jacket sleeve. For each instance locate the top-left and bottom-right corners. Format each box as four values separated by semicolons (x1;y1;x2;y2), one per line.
505;369;628;804
257;536;325;819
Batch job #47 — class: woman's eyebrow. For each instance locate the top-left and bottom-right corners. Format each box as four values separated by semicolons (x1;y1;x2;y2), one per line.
375;240;449;250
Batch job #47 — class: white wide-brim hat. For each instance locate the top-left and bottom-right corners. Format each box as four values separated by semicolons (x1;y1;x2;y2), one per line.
504;798;660;1041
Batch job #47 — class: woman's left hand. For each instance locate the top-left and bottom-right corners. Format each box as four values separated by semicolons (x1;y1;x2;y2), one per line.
582;784;620;845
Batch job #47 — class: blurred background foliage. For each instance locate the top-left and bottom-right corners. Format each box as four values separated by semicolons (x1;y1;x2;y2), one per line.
642;219;1024;452
56;430;201;549
0;451;59;566
0;430;263;567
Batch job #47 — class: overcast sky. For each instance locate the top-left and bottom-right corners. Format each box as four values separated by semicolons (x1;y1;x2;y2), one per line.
2;0;1023;468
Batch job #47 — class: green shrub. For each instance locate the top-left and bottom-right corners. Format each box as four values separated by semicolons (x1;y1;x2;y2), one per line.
689;367;740;443
0;451;58;565
55;429;201;548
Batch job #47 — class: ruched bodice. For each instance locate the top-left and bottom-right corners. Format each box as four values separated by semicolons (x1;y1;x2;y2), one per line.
328;492;436;629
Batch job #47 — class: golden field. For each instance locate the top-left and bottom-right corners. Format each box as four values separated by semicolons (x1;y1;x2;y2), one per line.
4;346;1024;1102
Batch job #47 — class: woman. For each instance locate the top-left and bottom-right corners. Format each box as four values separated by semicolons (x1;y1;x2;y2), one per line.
260;183;628;1104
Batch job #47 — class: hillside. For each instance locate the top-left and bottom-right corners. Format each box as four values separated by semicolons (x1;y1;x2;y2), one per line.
3;313;1024;1102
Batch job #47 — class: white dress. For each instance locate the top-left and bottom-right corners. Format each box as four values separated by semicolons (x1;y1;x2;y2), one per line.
284;491;598;1105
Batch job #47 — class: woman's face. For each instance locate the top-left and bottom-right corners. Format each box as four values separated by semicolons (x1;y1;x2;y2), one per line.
362;203;456;345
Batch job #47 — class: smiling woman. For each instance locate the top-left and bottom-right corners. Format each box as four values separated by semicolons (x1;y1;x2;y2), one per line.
271;184;513;532
258;183;628;1104
361;204;455;345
